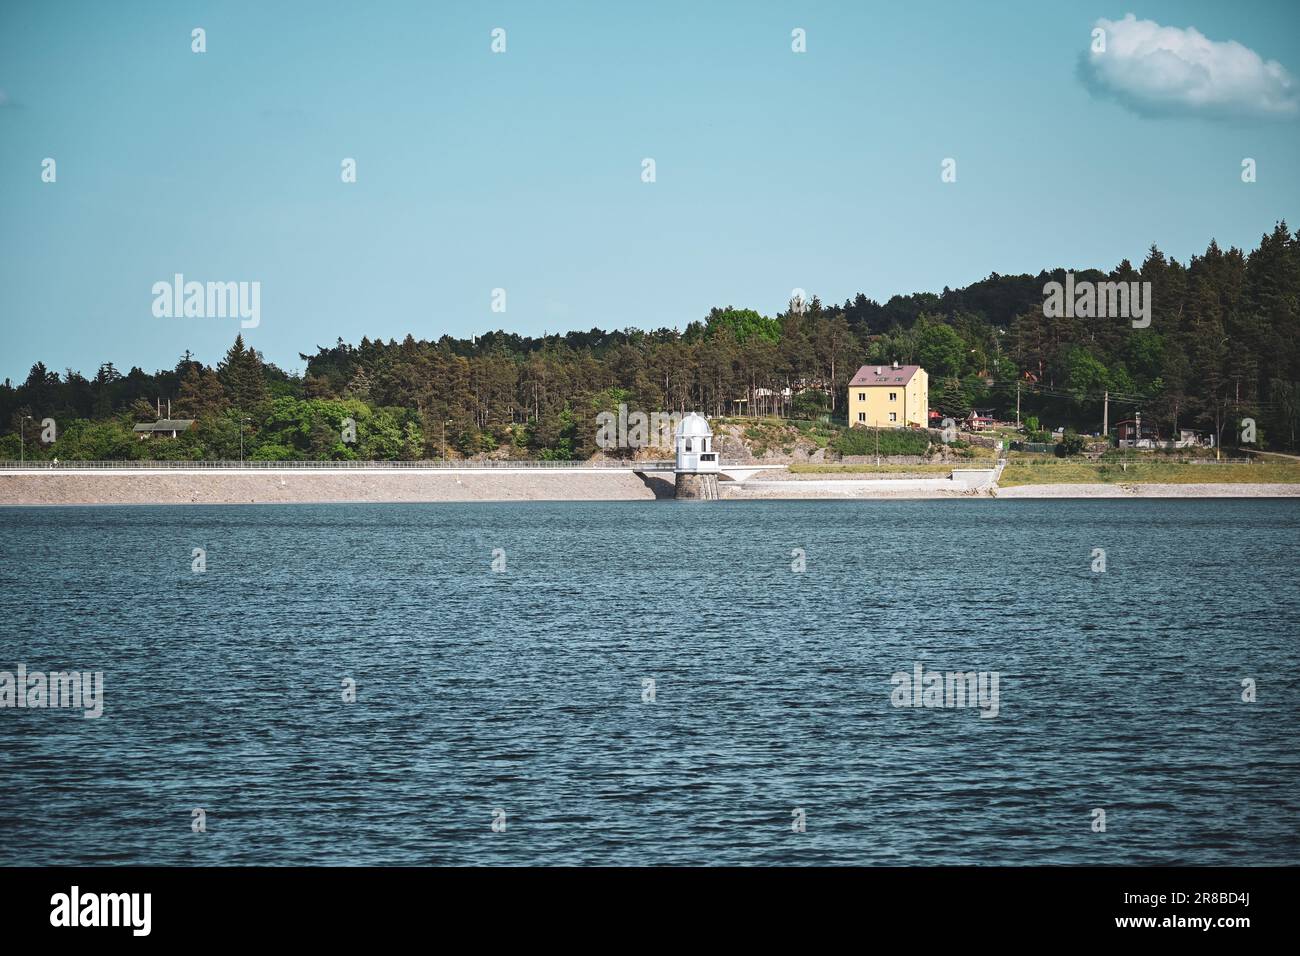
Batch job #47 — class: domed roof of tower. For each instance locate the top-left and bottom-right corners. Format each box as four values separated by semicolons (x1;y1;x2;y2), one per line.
675;412;712;438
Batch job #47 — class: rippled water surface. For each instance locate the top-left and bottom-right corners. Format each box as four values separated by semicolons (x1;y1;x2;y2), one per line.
1;499;1297;865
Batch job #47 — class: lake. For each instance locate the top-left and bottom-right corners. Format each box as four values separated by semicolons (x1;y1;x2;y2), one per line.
1;499;1297;865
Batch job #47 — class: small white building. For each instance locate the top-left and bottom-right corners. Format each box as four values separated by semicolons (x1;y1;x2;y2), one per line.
675;412;720;473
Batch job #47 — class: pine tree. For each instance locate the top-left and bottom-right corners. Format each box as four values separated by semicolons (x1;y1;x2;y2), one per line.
175;366;229;420
344;366;373;401
216;335;267;411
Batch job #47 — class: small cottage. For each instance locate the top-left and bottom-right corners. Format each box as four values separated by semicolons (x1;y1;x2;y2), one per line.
133;419;196;440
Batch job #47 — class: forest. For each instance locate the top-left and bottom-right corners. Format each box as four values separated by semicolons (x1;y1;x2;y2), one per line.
3;222;1298;460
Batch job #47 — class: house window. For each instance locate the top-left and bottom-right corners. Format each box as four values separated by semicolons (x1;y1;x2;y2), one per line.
685;439;692;452
889;412;897;422
889;392;897;401
857;392;865;401
858;412;866;422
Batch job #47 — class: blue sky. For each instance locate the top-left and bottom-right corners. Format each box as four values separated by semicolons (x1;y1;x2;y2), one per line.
1;0;1298;382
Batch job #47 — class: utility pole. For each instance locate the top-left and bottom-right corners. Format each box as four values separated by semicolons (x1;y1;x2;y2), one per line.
1015;381;1021;429
1102;389;1109;438
20;415;31;464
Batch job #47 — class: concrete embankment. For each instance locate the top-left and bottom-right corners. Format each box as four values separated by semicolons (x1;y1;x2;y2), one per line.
6;466;1293;506
723;480;982;499
0;471;670;505
0;464;1001;505
722;464;998;499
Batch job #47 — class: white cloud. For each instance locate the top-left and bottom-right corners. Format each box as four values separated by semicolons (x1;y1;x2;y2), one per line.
1080;13;1298;120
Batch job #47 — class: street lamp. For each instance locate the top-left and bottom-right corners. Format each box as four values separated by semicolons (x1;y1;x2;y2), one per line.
20;414;32;464
441;418;453;459
239;417;251;463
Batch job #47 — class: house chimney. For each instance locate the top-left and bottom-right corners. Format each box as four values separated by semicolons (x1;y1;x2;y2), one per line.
892;360;899;370
875;366;881;375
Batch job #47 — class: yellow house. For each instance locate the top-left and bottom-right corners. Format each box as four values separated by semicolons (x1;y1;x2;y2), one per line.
847;363;929;428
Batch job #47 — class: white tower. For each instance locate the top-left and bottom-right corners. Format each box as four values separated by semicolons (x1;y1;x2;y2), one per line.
674;412;719;473
674;412;720;499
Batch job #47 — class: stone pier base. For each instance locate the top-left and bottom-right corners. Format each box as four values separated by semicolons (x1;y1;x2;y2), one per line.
674;472;719;500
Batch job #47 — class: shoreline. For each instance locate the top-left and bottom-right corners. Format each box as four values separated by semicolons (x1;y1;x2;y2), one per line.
2;470;1299;505
995;482;1300;498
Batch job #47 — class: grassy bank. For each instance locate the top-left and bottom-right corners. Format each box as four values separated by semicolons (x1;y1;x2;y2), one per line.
999;459;1300;486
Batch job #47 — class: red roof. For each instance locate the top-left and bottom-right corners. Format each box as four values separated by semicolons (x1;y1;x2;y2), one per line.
849;364;921;387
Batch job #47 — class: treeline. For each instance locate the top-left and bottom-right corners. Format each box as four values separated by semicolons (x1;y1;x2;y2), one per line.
3;223;1298;460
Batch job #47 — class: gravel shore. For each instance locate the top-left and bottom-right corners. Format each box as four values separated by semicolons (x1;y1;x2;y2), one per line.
996;482;1300;498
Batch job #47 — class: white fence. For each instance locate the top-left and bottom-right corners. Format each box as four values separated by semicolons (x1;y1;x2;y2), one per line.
0;459;679;471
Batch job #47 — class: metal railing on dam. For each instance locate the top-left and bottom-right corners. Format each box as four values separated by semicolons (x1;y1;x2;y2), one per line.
0;459;682;471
